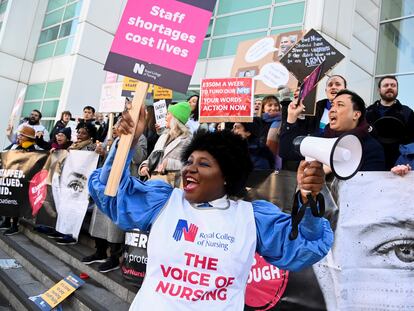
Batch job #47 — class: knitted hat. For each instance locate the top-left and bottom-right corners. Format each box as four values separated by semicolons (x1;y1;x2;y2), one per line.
168;101;191;125
19;126;36;140
57;127;72;141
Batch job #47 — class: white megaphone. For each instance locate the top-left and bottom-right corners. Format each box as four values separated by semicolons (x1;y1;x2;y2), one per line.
293;133;363;180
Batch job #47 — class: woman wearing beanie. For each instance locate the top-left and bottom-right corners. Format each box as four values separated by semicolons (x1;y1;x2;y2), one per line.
139;101;191;187
36;127;73;151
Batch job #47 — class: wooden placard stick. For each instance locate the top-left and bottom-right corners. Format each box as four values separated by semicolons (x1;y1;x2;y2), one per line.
104;81;148;196
106;113;115;151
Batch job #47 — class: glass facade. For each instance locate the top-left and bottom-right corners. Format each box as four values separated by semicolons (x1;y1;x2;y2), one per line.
170;0;306;100
376;0;414;109
200;0;306;60
22;81;64;131
34;0;82;61
0;0;8;32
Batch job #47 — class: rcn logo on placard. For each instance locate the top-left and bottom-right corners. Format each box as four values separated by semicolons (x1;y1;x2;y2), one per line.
133;63;145;75
173;219;198;242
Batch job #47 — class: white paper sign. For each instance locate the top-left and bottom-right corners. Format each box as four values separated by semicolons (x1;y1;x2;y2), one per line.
53;150;99;239
154;100;167;128
98;82;125;113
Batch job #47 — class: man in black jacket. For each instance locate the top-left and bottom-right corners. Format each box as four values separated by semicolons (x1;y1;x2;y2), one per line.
280;90;385;172
366;75;414;169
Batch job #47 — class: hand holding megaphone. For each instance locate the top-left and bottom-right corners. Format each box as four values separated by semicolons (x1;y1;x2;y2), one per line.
297;160;325;203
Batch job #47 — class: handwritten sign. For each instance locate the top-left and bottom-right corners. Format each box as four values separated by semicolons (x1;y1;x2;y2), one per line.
154;100;168;128
99;82;125;113
280;29;344;82
200;78;253;123
105;0;216;93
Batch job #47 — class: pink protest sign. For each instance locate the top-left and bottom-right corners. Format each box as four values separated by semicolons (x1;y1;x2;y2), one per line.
199;78;254;123
105;0;216;93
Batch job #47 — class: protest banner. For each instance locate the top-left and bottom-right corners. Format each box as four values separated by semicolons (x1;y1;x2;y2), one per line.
6;87;27;136
122;229;149;286
104;0;216;196
230;31;302;95
245;253;289;310
98;82;125;113
315;172;414;310
29;273;85;311
199;77;254;123
153;100;167;128
53;150;99;239
104;0;216;93
0;151;49;218
153;85;173;100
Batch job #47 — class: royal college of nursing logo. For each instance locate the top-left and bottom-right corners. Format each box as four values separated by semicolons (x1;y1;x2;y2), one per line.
173;219;199;242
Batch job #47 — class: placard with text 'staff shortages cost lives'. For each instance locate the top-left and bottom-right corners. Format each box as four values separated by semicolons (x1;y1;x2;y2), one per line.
105;0;216;93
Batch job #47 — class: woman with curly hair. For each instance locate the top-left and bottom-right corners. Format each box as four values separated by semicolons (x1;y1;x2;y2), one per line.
88;105;333;310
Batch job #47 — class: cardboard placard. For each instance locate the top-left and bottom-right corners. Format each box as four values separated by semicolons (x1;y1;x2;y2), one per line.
231;31;303;95
29;273;85;311
279;29;345;82
153;99;168;128
105;0;216;93
99;82;125;113
199;78;253;123
153;85;173;99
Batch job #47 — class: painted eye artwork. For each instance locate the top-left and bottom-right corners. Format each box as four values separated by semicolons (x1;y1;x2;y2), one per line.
372;238;414;268
67;172;87;194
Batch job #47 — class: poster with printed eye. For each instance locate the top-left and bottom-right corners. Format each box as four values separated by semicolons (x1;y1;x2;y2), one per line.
199;77;254;123
105;0;217;93
53;150;99;239
315;172;414;310
0;151;49;218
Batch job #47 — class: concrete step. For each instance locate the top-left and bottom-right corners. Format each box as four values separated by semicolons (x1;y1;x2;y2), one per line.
0;229;131;311
19;220;139;304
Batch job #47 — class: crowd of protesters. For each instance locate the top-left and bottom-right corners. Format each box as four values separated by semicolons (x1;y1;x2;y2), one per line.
1;74;413;279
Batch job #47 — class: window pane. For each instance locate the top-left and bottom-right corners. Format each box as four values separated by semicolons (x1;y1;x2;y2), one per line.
270;26;302;35
43;8;64;27
217;0;272;15
381;0;414;21
35;42;56;60
41;100;59;118
38;25;60;44
199;40;209;59
25;84;46;100
0;0;8;15
45;81;63;98
58;19;77;38
206;19;213;38
214;10;270;36
63;1;81;21
376;18;414;74
272;2;305;27
21;101;42;117
54;37;73;56
46;0;66;13
375;74;414;110
210;31;267;57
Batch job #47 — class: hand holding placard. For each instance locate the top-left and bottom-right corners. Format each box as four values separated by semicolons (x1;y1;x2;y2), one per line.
104;81;148;197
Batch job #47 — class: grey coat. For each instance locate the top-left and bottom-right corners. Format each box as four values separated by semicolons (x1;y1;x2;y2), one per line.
88;135;147;242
